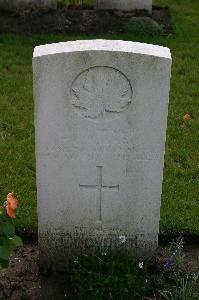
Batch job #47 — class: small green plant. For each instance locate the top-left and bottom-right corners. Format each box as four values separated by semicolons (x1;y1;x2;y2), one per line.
57;0;67;9
162;238;198;283
69;0;84;5
159;277;198;300
79;24;87;32
0;192;23;268
163;238;185;278
127;17;163;37
71;250;153;300
58;0;85;8
158;238;199;300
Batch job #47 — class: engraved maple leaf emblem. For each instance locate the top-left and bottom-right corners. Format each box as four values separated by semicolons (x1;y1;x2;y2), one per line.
71;67;132;120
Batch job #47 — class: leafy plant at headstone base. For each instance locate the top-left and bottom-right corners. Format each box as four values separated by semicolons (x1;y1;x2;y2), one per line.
159;276;198;300
0;192;23;268
57;0;67;9
58;0;85;9
127;17;163;37
163;238;185;274
69;0;84;7
162;238;198;282
71;250;154;300
157;238;199;299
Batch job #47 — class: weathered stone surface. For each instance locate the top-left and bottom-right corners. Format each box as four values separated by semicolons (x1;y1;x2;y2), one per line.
95;0;152;13
0;0;57;11
33;40;171;270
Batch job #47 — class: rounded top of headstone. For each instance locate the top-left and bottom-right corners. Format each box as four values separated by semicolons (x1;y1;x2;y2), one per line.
33;40;171;60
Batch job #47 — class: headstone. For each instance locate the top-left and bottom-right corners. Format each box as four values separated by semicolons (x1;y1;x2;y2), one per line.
95;0;152;13
33;40;171;270
0;0;57;11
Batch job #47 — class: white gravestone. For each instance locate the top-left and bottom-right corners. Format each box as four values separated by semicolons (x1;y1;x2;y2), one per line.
95;0;152;13
33;40;171;270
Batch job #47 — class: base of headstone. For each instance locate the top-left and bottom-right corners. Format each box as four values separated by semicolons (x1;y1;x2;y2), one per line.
39;229;158;271
95;0;152;13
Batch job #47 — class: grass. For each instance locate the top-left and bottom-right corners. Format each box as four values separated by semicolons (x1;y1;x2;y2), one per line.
0;0;198;234
71;250;153;300
71;240;199;300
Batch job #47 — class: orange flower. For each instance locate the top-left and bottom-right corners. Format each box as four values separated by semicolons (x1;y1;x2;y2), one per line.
183;113;192;121
6;192;19;218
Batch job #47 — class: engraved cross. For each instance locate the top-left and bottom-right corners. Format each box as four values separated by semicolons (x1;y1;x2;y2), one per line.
79;166;119;222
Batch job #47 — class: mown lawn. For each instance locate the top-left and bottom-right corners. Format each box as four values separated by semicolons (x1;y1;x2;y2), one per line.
0;0;198;234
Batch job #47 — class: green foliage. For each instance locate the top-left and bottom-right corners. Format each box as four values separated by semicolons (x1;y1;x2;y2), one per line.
57;0;93;8
127;17;163;37
71;242;199;300
163;239;198;283
71;251;153;300
158;238;199;300
0;197;23;268
159;277;198;300
57;0;67;9
0;217;23;268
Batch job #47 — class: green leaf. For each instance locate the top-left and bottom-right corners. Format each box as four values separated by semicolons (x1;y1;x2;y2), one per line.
0;258;9;268
2;222;15;237
3;236;15;251
0;224;4;235
0;236;3;245
0;208;6;219
10;235;23;247
0;245;11;260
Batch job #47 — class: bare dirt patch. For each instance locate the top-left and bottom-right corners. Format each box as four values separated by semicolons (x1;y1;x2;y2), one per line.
0;6;172;36
0;243;76;300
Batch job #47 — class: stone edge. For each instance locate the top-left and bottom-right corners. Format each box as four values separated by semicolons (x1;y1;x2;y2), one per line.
33;39;171;60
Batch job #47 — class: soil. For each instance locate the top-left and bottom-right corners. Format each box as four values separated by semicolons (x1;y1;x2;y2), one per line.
0;242;198;300
0;243;77;300
0;6;172;36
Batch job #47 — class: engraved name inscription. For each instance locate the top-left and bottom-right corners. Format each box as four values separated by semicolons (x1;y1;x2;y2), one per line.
71;66;132;120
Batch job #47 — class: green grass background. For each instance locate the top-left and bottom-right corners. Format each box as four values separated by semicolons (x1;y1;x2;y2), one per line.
0;0;198;234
